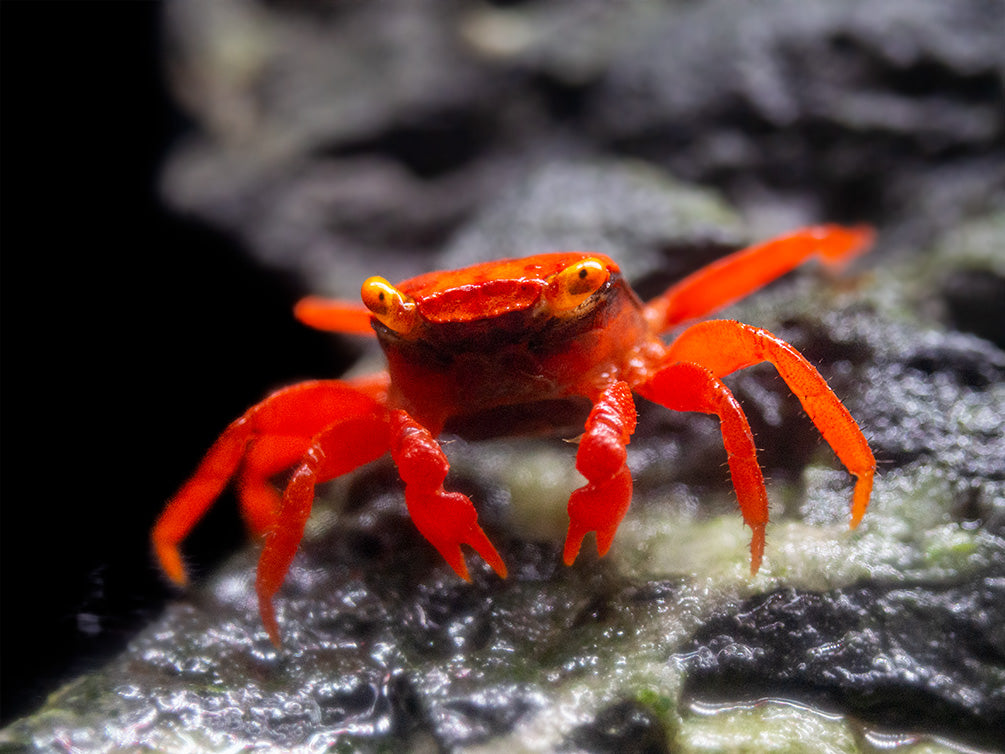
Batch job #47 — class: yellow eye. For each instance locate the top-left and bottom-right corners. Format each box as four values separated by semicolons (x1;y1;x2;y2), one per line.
360;276;417;333
544;258;609;313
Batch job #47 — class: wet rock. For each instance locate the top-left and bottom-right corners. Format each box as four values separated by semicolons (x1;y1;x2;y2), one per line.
590;0;1005;247
918;212;1005;351
160;0;1005;290
677;578;1005;751
439;158;749;290
566;699;676;754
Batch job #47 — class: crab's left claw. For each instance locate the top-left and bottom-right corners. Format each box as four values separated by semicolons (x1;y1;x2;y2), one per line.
389;410;508;580
563;381;638;565
563;466;633;565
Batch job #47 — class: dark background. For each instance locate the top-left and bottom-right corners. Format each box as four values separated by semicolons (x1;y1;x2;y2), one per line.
1;2;345;722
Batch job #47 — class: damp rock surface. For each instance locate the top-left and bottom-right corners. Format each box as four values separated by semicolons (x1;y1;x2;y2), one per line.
678;580;1005;751
159;0;1005;289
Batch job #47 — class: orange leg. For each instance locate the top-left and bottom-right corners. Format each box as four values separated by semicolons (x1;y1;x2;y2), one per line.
563;381;638;566
237;436;314;536
238;373;391;536
666;320;875;528
256;413;392;645
152;379;388;587
294;296;376;336
636;362;768;573
645;225;874;332
389;410;507;583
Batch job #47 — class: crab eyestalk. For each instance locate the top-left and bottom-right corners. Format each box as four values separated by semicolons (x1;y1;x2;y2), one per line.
361;276;418;334
545;257;609;313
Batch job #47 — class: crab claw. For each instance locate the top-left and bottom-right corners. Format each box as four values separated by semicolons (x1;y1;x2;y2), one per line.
406;489;507;580
390;409;508;580
563;466;633;565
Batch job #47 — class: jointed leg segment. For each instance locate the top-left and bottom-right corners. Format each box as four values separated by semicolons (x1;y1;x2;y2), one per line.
563;381;638;565
256;413;393;645
667;320;875;527
389;410;507;582
645;225;874;331
637;362;769;572
633;318;873;573
151;379;392;643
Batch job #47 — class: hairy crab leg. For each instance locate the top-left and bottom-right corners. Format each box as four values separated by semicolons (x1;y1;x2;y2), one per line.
563;381;638;566
152;378;388;587
257;413;392;646
236;437;314;536
645;225;874;332
235;374;392;536
636;361;769;573
389;410;507;583
667;320;875;527
153;417;253;586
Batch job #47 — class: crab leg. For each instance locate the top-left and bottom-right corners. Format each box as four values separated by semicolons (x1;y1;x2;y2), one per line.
645;225;874;331
235;437;315;537
389;410;508;583
256;412;392;646
667;320;875;527
563;381;638;565
152;378;388;587
294;295;376;336
636;361;769;573
234;373;392;536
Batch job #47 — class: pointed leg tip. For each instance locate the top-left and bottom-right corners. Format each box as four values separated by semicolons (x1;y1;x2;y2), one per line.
849;472;874;529
595;528;616;558
464;527;508;580
166;564;189;587
817;224;876;268
154;542;189;587
851;224;876;248
438;545;472;582
479;547;509;580
562;527;587;566
259;597;283;648
562;542;582;567
748;524;765;576
451;549;508;582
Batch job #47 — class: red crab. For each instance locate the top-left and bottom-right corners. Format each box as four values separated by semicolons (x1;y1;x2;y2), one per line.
153;225;876;645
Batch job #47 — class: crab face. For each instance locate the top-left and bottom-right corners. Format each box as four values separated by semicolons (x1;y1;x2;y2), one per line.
362;253;621;336
360;253;649;430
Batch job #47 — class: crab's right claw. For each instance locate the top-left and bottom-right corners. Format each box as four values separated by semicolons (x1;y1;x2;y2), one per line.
390;410;508;580
406;489;507;580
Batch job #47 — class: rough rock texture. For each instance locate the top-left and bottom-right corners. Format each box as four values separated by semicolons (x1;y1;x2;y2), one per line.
5;0;1004;752
679;580;1005;748
158;0;1005;288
